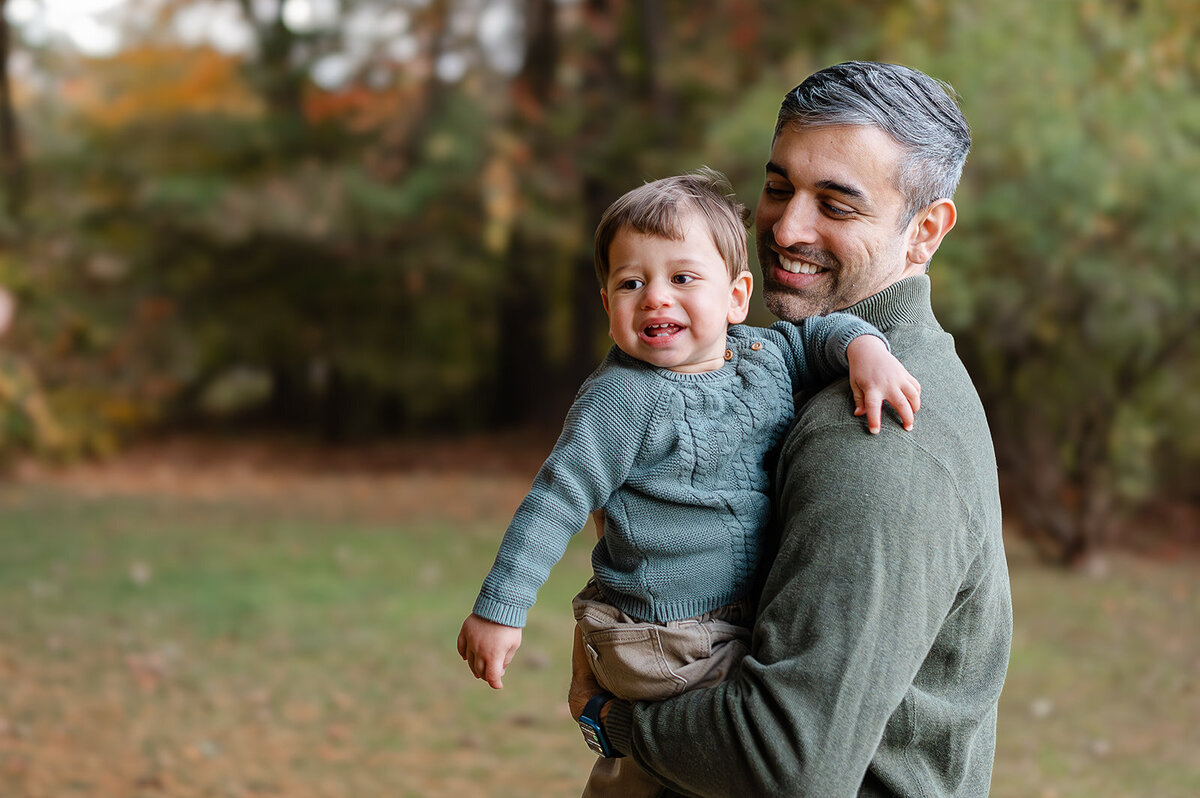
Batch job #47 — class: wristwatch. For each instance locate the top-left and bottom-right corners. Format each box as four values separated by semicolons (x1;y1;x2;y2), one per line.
577;691;623;758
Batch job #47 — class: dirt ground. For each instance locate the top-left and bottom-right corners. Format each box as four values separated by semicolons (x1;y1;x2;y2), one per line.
11;431;556;518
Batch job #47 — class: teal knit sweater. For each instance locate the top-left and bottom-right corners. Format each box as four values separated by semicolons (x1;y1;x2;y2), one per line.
472;313;883;627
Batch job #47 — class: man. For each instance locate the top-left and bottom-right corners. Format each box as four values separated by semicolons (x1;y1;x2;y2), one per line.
570;61;1012;797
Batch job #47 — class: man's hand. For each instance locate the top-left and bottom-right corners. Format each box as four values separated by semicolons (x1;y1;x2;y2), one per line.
568;625;604;719
457;613;522;689
847;335;922;434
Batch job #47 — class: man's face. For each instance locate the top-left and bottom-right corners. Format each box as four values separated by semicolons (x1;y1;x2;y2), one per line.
755;124;927;322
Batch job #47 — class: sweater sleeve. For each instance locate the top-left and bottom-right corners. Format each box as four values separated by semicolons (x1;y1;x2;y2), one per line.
604;417;985;796
472;368;655;628
769;313;888;394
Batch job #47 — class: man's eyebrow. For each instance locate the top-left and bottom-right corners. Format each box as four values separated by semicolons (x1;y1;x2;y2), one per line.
765;162;868;203
816;179;867;201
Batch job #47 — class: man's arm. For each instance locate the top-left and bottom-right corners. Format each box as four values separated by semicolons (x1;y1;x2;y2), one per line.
596;418;977;796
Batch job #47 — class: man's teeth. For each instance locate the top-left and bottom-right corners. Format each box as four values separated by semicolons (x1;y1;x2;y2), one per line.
780;258;822;275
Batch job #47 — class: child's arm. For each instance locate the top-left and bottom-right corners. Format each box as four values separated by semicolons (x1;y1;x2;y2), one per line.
845;335;921;434
457;613;523;689
462;362;656;688
764;313;920;432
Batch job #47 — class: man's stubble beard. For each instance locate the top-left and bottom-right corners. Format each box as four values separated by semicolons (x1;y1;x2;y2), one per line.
757;234;845;322
763;286;834;324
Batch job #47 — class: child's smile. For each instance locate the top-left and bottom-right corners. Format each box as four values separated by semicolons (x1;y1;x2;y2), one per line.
640;321;685;345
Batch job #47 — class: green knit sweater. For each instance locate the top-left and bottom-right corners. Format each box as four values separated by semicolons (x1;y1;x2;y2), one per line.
605;275;1013;798
472;313;883;627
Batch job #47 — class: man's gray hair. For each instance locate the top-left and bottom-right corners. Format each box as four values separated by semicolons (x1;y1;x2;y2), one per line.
776;61;971;222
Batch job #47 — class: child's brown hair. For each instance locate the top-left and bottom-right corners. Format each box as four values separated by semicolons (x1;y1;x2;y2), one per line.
593;167;750;287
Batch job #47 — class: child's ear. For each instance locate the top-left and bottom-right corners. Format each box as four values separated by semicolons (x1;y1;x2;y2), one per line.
726;271;753;325
600;290;615;339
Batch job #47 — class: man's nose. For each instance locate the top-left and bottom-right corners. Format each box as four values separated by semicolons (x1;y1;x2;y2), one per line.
773;200;819;248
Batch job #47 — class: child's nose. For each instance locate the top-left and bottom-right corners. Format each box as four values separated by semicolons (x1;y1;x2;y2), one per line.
641;281;673;308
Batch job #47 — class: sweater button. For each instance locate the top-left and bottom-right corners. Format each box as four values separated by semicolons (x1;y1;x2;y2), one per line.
724;349;733;361
750;341;763;351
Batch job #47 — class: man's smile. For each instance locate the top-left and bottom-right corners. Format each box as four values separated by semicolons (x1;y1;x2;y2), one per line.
778;257;826;275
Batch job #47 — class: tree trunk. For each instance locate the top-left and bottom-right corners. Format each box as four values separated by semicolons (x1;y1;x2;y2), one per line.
0;0;26;224
492;0;559;426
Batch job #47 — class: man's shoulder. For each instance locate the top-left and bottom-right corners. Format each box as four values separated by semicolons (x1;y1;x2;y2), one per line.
790;324;990;463
779;324;1000;544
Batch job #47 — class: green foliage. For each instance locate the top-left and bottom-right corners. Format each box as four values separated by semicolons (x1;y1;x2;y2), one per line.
0;0;1196;555
893;0;1200;559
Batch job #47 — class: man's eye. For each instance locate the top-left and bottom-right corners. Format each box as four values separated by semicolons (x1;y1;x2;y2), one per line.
672;274;695;285
763;185;791;200
823;203;854;218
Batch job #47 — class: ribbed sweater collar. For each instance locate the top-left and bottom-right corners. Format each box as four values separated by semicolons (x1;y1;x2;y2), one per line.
843;275;938;333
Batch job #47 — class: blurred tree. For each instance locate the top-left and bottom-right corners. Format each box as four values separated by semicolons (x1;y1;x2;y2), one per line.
491;0;559;426
0;0;24;225
901;0;1200;562
4;0;1198;562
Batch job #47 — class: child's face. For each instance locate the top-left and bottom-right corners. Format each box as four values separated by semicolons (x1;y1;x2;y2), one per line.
602;213;751;374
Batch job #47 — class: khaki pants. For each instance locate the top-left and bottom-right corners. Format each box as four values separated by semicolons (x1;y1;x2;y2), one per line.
572;581;751;798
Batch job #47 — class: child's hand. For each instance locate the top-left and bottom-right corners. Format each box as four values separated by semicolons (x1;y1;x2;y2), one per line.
457;613;523;689
846;335;921;434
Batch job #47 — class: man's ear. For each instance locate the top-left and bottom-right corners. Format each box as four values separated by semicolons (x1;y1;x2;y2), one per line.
727;271;753;325
907;198;957;267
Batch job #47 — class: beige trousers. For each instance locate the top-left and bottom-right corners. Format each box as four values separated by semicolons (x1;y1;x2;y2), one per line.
572;581;751;798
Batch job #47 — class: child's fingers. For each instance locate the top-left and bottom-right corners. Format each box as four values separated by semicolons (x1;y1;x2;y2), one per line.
483;656;505;689
894;379;920;430
907;379;922;414
893;395;915;431
879;383;915;431
863;388;882;434
852;383;866;417
456;625;468;660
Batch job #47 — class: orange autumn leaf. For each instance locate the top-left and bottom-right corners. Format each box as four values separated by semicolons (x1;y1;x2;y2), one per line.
75;45;262;128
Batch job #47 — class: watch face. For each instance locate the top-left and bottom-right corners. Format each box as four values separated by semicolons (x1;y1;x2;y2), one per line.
578;716;610;757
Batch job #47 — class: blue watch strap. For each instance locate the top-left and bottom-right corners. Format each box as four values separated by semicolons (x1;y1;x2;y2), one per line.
582;691;614;721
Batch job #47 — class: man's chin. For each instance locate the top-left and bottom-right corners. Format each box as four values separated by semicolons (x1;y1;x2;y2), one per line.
763;285;829;322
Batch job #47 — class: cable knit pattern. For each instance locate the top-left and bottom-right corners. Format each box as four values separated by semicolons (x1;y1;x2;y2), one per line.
472;312;885;626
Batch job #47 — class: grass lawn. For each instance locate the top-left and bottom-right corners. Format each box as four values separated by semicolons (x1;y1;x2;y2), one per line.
0;464;1196;797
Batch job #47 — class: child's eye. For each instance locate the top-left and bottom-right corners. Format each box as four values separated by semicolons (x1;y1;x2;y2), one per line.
619;278;644;290
671;274;695;285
